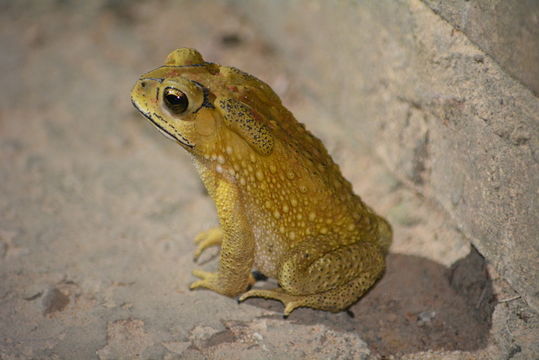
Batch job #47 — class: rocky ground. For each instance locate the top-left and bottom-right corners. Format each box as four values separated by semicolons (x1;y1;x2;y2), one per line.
0;1;537;359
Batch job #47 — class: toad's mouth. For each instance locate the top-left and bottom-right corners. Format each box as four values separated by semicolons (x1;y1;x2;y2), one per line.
131;99;194;149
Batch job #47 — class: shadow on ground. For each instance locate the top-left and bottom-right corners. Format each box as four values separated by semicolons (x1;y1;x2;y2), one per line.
241;248;495;357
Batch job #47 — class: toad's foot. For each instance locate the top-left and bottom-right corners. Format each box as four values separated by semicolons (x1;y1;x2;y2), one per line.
193;227;223;261
238;288;322;317
190;269;256;297
238;273;376;317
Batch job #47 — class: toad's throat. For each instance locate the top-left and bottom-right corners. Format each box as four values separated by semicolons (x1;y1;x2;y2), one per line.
131;99;194;149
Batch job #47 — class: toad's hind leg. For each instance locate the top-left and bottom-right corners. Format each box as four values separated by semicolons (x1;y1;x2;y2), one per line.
239;239;385;316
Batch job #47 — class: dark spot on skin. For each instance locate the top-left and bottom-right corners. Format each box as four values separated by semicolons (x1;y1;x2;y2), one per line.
140;81;146;88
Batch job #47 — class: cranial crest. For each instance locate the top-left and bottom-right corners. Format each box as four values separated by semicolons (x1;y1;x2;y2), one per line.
165;48;205;66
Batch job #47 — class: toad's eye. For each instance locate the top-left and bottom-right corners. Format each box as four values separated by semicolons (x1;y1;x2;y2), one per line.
163;87;189;114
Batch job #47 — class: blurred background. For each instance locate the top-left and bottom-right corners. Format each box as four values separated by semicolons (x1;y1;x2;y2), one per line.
1;1;537;359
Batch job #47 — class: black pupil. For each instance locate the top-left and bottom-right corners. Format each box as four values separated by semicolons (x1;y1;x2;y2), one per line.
165;94;184;105
164;89;188;114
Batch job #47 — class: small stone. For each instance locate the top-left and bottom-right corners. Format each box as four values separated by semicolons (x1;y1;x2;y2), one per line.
417;310;436;326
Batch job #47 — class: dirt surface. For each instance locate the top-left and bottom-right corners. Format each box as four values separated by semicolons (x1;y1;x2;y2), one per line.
0;1;536;359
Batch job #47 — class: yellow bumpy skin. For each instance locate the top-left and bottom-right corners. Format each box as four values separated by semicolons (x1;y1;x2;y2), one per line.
131;48;392;316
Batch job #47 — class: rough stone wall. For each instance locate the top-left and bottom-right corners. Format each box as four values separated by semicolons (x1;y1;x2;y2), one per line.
230;0;539;311
424;0;539;96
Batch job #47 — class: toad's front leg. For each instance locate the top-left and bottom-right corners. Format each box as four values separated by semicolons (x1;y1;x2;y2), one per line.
190;179;255;297
193;227;223;261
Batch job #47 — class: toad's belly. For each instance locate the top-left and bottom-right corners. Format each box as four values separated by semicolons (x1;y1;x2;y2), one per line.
245;202;302;279
252;226;288;279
